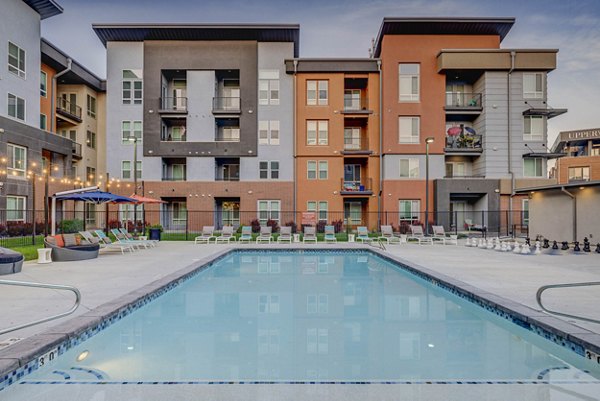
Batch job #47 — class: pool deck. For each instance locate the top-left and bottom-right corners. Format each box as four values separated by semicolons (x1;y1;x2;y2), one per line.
1;240;600;400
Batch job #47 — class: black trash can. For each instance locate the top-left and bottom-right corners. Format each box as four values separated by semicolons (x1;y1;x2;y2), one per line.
149;228;161;241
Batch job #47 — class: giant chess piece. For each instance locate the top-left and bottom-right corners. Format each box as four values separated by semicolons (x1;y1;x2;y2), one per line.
561;241;569;251
534;241;542;255
487;239;494;250
525;237;531;246
552;241;559;250
465;237;472;247
547;240;562;256
479;239;487;249
542;239;550;249
521;243;531;254
573;241;581;252
583;237;591;253
513;242;522;253
596;243;600;254
495;239;502;251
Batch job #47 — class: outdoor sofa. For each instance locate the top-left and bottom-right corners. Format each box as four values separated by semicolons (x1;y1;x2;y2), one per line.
44;233;100;261
0;247;24;275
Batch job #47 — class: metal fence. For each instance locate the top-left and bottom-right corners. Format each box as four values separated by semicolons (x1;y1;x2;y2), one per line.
0;209;529;247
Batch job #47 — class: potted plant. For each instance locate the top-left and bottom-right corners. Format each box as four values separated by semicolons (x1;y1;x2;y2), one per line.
147;224;163;241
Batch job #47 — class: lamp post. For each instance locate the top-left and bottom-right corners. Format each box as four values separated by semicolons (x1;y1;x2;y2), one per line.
425;137;435;235
129;136;138;234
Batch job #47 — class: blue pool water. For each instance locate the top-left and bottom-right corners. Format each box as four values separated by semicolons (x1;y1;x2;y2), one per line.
20;251;600;382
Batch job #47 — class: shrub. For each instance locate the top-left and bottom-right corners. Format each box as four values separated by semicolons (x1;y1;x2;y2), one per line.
108;219;122;229
316;220;326;233
250;218;261;233
59;219;84;234
331;219;344;233
6;222;33;236
284;220;297;234
266;219;279;233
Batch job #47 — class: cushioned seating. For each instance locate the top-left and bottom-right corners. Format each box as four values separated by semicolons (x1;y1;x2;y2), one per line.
0;247;25;275
44;235;100;262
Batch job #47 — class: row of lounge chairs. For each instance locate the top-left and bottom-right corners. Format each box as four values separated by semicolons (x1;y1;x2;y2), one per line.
79;228;159;254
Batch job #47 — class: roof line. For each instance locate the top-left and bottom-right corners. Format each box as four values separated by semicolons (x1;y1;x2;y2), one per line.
91;23;301;29
515;180;600;193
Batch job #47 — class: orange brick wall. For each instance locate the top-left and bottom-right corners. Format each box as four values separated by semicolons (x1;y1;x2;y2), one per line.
555;155;600;184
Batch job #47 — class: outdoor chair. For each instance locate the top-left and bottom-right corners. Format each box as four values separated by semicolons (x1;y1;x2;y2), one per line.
324;225;337;243
407;225;432;245
80;230;133;254
378;225;400;244
303;226;317;243
432;225;458;245
464;219;485;232
216;226;236;244
278;226;293;243
256;226;274;243
111;229;149;249
94;230;137;253
356;226;372;243
119;228;158;246
238;226;253;243
194;226;216;244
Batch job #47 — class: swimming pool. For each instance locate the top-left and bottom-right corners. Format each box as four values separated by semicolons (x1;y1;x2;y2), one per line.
1;250;600;400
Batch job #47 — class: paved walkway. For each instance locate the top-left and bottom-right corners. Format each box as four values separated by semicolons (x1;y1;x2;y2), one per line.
1;240;599;347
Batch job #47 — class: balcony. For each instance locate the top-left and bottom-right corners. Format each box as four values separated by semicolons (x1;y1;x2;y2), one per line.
215;159;240;181
340;178;373;195
159;97;188;114
341;97;372;115
71;141;82;160
213;97;241;114
162;159;186;181
444;93;482;114
445;134;483;155
56;97;82;122
161;125;186;142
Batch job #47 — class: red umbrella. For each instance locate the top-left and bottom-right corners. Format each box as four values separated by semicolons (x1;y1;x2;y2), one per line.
129;194;166;204
447;126;462;136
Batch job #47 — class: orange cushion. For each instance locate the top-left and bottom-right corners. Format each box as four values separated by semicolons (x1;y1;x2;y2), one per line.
54;235;65;247
75;236;82;245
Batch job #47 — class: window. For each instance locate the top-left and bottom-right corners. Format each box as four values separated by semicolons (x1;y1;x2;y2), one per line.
399;117;419;143
259;161;279;180
318;161;328;180
522;199;529;226
307;294;329;314
258;294;280;314
399;200;420;221
86;203;96;225
86;131;96;149
87;95;97;118
259;70;279;105
445;162;465;178
306;120;328;145
258;120;280;145
399;63;419;101
307;328;328;354
122;161;131;179
257;200;280;224
7;144;26;178
307;161;317;180
119;203;144;223
344;127;361;150
40;71;47;97
8;42;26;78
568;166;590;182
40;114;47;130
523;158;543;177
60;129;77;142
122;121;142;143
6;196;26;221
523;73;544;99
318;201;328;221
399;158;419;178
86;166;96;180
307;80;328;106
8;93;25;121
122;69;143;104
171;201;187;224
524;116;544;141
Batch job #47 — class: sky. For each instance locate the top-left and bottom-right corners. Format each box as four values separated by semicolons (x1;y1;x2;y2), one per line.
41;0;600;145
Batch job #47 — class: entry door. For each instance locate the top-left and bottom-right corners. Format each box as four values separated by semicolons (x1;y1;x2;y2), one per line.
61;93;77;115
450;201;466;229
344;201;362;226
446;84;465;106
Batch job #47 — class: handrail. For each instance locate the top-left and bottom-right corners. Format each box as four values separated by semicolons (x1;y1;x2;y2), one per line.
369;238;387;251
0;280;81;335
536;281;600;324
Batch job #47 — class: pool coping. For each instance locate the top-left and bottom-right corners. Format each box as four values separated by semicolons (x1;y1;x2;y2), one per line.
1;245;600;391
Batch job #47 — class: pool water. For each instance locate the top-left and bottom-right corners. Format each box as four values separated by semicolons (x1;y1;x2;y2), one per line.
20;252;600;382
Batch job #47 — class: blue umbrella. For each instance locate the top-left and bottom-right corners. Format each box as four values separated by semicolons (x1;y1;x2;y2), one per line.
464;126;477;135
54;190;136;204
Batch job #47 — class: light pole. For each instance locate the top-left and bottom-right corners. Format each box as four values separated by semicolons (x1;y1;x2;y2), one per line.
425;137;435;235
129;136;138;234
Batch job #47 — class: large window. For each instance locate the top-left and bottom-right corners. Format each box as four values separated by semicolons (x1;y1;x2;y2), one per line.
307;80;328;106
399;116;419;144
122;161;131;179
86;131;96;149
318;161;328;180
258;120;280;145
399;200;420;221
445;162;465;178
7;144;27;178
522;199;529;226
307;161;317;180
523;158;543;177
399;158;419;178
8;42;26;78
8;93;25;121
307;201;328;221
122;69;143;105
7;196;26;221
60;129;77;142
40;114;47;130
259;70;279;105
40;71;47;97
523;73;544;99
307;120;328;145
399;63;419;102
568;166;590;182
87;95;97;118
86;166;96;181
259;161;279;180
258;200;280;224
344;127;361;150
119;203;144;223
524;116;544;141
122;121;142;144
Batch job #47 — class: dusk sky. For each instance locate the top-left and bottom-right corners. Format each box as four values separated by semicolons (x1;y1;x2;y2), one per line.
42;0;600;145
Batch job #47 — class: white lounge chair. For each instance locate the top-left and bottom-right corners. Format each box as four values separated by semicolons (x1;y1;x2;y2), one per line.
278;226;292;243
356;226;372;243
195;226;216;244
432;225;458;245
216;226;236;243
256;226;273;243
324;225;337;243
378;225;400;244
119;228;158;246
408;225;432;245
111;228;149;249
239;226;252;243
303;226;317;243
92;230;136;253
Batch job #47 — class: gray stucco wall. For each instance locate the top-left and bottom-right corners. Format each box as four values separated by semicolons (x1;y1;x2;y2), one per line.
383;154;445;180
0;0;42;128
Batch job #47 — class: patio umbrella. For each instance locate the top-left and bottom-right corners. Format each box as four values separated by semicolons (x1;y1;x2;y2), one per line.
54;190;136;204
128;194;166;204
447;126;462;136
464;126;477;135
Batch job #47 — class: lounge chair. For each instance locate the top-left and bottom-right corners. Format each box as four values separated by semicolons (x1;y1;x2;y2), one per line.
216;226;236;243
238;226;253;243
44;234;100;261
324;225;337;243
303;226;317;243
432;225;458;245
378;225;400;244
111;228;149;249
95;230;138;252
356;226;372;243
80;230;134;254
407;225;432;245
464;219;485;232
256;226;273;243
119;228;158;246
278;226;292;243
194;226;216;244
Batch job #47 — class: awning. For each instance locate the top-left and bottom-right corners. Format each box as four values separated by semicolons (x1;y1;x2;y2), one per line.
523;108;567;119
129;194;167;204
54;190;135;204
522;152;567;159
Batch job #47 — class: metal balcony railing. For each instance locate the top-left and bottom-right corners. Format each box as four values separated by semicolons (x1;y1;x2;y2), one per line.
445;93;482;110
340;177;373;194
213;97;241;113
160;97;188;112
342;97;370;113
445;134;483;151
56;97;82;120
215;129;240;142
71;141;82;159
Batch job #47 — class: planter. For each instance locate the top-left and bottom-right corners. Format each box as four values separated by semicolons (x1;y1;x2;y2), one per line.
149;228;162;241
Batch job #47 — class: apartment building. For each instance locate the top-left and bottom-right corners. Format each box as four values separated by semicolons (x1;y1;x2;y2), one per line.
93;24;298;229
286;59;381;229
373;18;566;232
0;0;75;218
550;128;600;184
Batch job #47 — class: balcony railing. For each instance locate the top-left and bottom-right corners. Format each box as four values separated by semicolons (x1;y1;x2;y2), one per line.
341;97;371;114
71;141;82;159
342;136;371;154
445;134;483;153
56;97;82;121
445;93;482;111
159;97;188;112
215;176;240;182
215;129;240;142
161;129;186;142
340;178;373;195
161;176;186;182
213;97;241;113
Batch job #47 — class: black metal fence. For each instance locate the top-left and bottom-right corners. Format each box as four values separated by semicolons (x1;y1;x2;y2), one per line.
0;209;529;247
